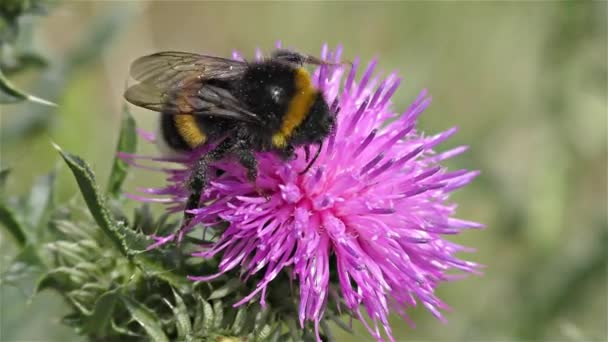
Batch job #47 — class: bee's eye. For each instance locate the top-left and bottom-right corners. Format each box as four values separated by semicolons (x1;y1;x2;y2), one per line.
269;86;283;103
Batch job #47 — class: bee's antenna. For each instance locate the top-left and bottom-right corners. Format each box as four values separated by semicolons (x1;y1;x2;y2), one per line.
306;55;353;69
272;49;352;69
300;142;323;175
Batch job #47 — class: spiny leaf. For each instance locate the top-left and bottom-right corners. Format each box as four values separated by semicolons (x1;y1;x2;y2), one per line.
170;289;192;339
255;324;272;341
81;283;107;293
54;143;127;255
0;201;27;247
46;241;92;264
121;296;169;342
253;308;271;333
209;278;242;300
72;261;104;276
115;220;153;253
268;325;282;342
70;289;98;303
132;252;191;292
111;318;142;337
82;289;119;335
55;144;194;295
106;103;136;197
231;306;248;336
66;294;93;316
194;295;214;336
0;66;56;106
213;299;224;330
53;219;97;241
36;267;74;293
55;148;149;251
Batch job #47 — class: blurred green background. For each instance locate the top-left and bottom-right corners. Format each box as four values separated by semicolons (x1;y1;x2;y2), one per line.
1;1;606;341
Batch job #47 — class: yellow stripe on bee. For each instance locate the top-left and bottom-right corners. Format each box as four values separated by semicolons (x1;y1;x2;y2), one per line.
175;114;206;148
272;67;316;148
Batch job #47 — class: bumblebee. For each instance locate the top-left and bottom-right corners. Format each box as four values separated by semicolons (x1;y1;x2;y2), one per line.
124;49;339;229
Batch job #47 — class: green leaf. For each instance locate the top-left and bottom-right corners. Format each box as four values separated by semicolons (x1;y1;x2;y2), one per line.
0;66;56;106
2;52;48;75
115;220;152;253
131;251;191;292
36;267;75;293
209;278;242;300
66;295;93;316
253;307;271;332
106;104;136;197
111;318;143;337
320;320;334;342
255;324;272;341
328;314;353;334
53;219;97;241
231;306;248;336
82;289;119;335
193;295;214;336
171;289;192;339
55;144;194;294
0;245;45;291
46;241;92;265
0;201;27;247
121;296;169;342
212;299;224;330
55;144;174;256
54;143;127;255
26;169;56;229
286;319;300;341
132;203;156;235
268;325;282;342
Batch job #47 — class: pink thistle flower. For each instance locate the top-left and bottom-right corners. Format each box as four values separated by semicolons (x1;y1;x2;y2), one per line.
125;43;483;342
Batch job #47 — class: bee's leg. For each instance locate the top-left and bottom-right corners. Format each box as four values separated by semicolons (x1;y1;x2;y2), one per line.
236;147;257;184
181;139;234;233
234;142;270;199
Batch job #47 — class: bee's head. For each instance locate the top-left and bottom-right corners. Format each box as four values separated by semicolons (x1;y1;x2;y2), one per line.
289;94;336;146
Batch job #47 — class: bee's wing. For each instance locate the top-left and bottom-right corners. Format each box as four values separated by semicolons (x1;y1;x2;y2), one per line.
129;51;248;88
125;51;259;123
124;83;260;123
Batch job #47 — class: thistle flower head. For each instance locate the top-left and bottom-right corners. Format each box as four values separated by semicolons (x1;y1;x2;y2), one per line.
126;43;483;342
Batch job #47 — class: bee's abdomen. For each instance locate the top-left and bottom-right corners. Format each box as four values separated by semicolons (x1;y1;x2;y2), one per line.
159;113;207;151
